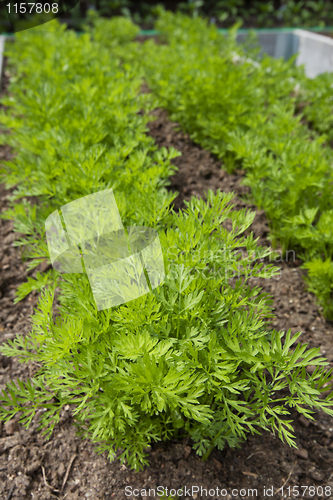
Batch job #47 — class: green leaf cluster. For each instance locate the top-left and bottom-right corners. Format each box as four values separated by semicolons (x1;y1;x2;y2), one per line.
1;17;333;472
110;9;333;318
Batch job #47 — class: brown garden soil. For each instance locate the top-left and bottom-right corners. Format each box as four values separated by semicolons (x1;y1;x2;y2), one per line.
2;75;333;500
318;32;333;38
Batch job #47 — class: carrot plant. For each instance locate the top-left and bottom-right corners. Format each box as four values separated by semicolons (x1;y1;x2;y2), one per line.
0;19;178;267
1;17;333;472
296;71;333;143
109;9;333;319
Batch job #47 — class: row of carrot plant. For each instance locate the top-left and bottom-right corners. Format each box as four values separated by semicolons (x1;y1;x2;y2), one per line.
0;17;333;471
104;10;333;319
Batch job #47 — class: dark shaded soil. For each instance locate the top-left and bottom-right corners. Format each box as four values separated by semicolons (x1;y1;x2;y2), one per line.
319;32;333;38
2;95;333;499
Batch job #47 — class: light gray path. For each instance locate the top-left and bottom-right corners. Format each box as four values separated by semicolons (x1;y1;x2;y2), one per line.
237;29;333;77
0;35;5;89
294;29;333;77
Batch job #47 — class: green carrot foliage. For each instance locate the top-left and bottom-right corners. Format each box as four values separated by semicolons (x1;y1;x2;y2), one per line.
1;17;333;471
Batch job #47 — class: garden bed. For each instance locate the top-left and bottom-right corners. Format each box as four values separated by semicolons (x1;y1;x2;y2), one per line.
1;98;333;500
2;16;333;500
